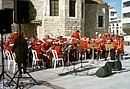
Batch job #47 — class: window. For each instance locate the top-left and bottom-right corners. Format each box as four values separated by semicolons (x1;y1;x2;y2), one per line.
98;16;103;27
69;0;76;17
50;0;59;16
113;30;114;33
123;1;130;8
123;23;130;29
112;24;114;29
81;3;83;18
116;30;119;35
123;12;130;18
111;12;115;16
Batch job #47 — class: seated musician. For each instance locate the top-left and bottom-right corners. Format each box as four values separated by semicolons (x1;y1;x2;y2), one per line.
51;40;64;66
52;40;63;58
12;31;18;40
5;35;15;52
33;39;50;68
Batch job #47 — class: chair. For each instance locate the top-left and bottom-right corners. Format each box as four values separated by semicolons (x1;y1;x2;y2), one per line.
5;50;17;73
31;49;44;69
51;50;64;69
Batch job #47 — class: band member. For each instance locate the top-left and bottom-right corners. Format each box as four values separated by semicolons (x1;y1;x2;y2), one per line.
101;32;108;42
33;39;51;68
101;39;108;60
109;32;114;42
112;38;119;60
97;38;103;60
77;37;84;61
95;32;99;39
89;38;98;59
52;40;62;58
117;37;124;60
71;30;80;40
12;31;18;40
5;35;15;52
81;37;90;59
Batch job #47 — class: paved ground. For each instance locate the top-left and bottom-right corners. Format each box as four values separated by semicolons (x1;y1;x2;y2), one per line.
0;52;130;89
29;59;130;89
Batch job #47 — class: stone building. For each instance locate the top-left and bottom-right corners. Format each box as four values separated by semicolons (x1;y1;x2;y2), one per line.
85;0;109;37
109;7;123;36
29;0;85;39
122;0;130;35
1;0;109;39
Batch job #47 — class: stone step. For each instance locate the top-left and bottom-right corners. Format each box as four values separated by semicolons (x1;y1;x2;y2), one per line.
123;55;130;60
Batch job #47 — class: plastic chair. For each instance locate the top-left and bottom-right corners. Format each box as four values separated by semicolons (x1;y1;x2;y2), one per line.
51;50;64;69
5;50;17;73
31;49;44;69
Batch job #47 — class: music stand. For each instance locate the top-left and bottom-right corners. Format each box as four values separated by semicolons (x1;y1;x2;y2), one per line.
105;43;114;61
62;44;78;75
62;48;72;73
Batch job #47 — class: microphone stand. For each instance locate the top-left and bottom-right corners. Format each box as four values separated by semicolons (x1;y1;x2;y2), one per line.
62;44;72;73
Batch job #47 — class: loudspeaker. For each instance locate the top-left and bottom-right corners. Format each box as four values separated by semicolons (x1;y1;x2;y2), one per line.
105;61;122;71
95;65;112;78
0;9;13;33
0;10;4;32
105;61;115;70
14;0;29;24
114;61;122;71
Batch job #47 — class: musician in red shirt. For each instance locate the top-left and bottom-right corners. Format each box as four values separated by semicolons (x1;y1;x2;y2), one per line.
83;38;91;59
33;39;51;68
110;38;119;60
117;37;124;60
12;32;18;40
71;30;80;40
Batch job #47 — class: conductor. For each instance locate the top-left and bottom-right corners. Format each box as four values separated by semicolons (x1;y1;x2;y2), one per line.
12;33;28;74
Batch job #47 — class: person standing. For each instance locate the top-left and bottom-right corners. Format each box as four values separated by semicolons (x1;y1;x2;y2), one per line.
12;33;28;73
71;30;80;40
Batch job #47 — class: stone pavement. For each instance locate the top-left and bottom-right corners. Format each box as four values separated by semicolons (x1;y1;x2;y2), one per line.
0;57;130;89
29;59;130;89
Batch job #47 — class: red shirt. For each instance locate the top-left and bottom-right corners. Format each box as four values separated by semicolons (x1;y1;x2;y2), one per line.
71;32;80;40
53;45;62;58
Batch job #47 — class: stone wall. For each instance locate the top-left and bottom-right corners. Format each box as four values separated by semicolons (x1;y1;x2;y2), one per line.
85;4;97;37
44;17;65;38
41;0;85;38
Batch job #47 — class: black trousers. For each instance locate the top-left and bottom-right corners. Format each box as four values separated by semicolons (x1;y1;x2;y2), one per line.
17;62;27;74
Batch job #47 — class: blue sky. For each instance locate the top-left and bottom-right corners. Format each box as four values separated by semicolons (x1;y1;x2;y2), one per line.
104;0;122;18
